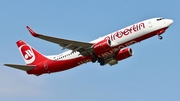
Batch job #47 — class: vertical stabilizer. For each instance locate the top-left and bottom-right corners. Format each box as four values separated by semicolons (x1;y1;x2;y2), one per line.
16;40;47;65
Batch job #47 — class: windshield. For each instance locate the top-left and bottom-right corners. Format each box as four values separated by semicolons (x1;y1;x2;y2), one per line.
157;18;165;21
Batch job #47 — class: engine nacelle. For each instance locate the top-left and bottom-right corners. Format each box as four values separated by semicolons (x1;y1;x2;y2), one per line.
115;48;133;61
93;39;111;53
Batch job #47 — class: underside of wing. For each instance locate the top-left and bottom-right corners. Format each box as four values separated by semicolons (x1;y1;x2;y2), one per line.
103;52;119;66
26;26;94;56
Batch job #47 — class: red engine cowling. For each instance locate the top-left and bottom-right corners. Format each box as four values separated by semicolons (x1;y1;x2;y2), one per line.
115;48;133;61
93;39;111;53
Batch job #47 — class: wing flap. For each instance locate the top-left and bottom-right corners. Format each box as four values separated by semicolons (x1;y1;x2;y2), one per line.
4;64;36;71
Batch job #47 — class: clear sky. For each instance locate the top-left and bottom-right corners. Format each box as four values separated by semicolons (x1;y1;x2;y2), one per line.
0;0;180;101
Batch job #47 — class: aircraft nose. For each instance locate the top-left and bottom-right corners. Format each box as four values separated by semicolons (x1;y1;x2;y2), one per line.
166;19;173;26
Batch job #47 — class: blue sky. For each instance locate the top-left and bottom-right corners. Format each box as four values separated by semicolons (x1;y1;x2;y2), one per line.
0;0;180;101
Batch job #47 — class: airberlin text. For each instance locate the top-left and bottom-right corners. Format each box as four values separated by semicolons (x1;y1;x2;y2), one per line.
105;23;145;41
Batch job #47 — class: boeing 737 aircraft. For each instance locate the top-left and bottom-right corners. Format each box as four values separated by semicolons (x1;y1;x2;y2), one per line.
4;17;173;76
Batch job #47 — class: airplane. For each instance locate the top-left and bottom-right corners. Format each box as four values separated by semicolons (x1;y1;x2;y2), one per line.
4;17;173;76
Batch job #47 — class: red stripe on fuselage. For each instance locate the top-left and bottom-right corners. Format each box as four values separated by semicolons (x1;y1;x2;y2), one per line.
27;56;92;75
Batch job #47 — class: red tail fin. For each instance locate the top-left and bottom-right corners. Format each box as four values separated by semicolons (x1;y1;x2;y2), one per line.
16;40;47;65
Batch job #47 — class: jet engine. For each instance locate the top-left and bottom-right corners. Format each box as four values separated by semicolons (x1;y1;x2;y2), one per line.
92;39;111;53
108;48;133;66
115;48;133;61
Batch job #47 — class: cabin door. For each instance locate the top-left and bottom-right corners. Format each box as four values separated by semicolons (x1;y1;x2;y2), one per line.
148;20;152;28
44;61;50;73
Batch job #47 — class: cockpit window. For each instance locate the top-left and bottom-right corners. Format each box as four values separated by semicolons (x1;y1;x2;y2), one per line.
157;18;165;21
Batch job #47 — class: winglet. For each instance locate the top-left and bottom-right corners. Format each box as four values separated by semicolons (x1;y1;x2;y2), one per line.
26;26;40;37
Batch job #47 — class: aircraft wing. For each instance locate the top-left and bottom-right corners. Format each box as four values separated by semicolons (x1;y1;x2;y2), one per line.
26;26;94;56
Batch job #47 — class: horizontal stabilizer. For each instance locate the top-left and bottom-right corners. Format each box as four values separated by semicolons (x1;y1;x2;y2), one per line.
4;64;36;71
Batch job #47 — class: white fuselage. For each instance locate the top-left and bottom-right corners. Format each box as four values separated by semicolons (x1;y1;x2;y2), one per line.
49;17;173;61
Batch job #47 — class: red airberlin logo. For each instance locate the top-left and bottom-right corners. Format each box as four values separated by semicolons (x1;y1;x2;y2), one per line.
19;45;35;64
21;45;34;60
105;23;145;41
